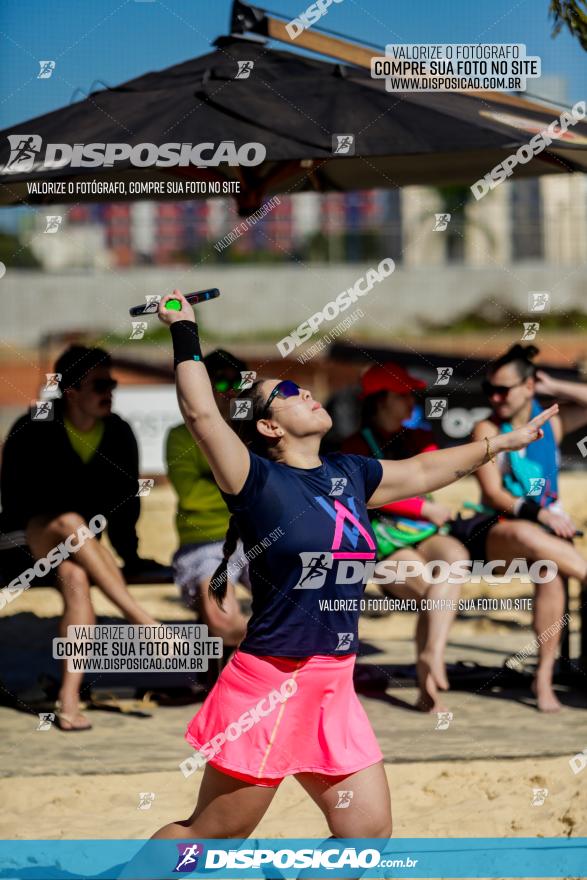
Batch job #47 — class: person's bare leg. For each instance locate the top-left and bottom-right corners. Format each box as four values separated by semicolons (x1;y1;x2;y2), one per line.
197;577;247;646
155;764;278;838
487;520;587;582
486;520;576;712
415;612;428;669
118;765;278;878
27;513;156;625
376;549;446;712
531;579;566;712
53;560;95;729
296;762;392;879
417;535;465;691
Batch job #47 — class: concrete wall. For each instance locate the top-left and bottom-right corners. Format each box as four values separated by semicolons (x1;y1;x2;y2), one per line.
1;262;586;346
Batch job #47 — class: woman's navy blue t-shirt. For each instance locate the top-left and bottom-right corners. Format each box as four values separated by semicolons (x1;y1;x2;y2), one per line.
223;451;383;658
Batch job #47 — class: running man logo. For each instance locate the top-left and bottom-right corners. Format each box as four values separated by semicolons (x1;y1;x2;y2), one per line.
37;60;56;79
137;792;155;811
527;477;546;497
435;711;453;730
531;788;549;806
129;321;148;340
434;367;453;386
336;633;354;651
433;213;451;231
294;552;334;589
2;137;266;174
4;134;43;173
238;370;256;391
329;477;348;496
332;134;355;155
143;295;161;313
569;749;587;775
36;712;55;731
44;373;61;391
522;322;539;341
174;843;204;873
44;215;62;233
230;399;253;420
528;291;551;313
425;398;447;419
31;400;54;421
137;479;155;497
235;60;254;79
335;790;354;809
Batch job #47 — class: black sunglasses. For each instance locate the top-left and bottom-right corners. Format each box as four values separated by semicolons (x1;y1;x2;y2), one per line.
481;378;525;398
262;380;301;415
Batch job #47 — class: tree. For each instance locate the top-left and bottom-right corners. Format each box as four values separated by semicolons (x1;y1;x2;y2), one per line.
550;0;587;51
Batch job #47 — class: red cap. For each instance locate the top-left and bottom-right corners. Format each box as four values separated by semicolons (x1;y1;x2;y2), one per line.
359;363;426;398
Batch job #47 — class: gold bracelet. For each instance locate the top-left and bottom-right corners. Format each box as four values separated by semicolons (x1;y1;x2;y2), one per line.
484;436;496;464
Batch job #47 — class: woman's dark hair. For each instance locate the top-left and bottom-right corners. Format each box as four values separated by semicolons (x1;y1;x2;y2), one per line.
488;343;540;382
203;348;247;379
54;345;112;394
209;380;276;608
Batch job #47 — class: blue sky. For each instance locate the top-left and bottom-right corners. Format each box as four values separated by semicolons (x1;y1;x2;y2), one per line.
0;0;585;133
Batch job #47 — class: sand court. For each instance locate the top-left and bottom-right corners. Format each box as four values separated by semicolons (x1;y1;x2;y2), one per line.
1;477;586;840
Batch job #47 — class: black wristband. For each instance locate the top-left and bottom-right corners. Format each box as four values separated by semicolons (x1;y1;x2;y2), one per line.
170;320;202;369
517;499;541;522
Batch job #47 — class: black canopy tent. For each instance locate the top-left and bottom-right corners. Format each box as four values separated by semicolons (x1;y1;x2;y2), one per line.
0;1;586;214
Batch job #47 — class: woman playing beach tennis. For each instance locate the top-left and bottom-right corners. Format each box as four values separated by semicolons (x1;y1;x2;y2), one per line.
152;290;558;845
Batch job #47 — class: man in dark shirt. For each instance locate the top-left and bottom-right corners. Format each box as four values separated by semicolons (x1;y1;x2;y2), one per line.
1;345;158;730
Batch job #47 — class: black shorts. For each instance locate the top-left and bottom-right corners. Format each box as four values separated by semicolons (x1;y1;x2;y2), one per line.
448;512;500;562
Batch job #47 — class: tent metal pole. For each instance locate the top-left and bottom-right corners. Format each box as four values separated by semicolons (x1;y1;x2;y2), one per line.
228;0;565;114
229;0;376;68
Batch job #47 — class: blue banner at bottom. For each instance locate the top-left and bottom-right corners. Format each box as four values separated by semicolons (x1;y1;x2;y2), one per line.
0;838;585;879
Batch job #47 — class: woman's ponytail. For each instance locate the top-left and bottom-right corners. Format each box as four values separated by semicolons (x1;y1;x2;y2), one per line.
490;343;540;381
209;514;240;607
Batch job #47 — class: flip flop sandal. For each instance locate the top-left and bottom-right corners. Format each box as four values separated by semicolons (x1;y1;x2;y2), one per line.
54;700;93;732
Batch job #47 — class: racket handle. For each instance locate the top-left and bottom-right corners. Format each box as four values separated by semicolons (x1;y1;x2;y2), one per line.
184;289;220;307
129;288;220;316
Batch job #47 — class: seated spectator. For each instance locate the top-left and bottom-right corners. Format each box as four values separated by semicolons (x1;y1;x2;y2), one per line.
342;363;468;711
166;349;249;647
462;343;587;711
0;345;160;731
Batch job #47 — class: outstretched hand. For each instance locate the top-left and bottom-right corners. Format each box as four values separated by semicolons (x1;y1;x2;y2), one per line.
501;403;559;452
157;289;196;325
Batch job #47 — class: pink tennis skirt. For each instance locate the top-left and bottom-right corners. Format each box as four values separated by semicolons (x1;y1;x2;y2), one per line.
185;651;383;787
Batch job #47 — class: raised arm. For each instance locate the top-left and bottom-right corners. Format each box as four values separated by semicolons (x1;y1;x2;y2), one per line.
368;404;559;508
158;290;250;495
534;370;587;438
470;419;518;514
471;416;575;539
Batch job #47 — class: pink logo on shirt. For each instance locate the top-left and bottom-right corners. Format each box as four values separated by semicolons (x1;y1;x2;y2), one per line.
331;499;376;560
